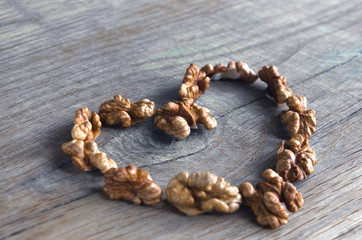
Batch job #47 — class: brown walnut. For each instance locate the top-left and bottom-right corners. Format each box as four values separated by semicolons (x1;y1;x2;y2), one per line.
166;171;241;216
62;140;117;173
179;64;210;101
99;95;155;127
280;94;316;139
201;61;258;83
154;98;217;139
258;66;293;106
239;169;303;229
103;165;162;205
62;140;94;171
276;134;317;182
71;107;101;141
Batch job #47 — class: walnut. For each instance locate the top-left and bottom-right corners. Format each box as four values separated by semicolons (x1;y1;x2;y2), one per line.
62;140;93;171
165;171;241;216
201;61;258;83
179;64;210;100
62;140;117;173
239;169;303;229
154;98;217;139
71;107;101;141
258;66;293;106
103;165;162;205
276;134;317;182
99;95;155;127
89;152;118;174
280;94;316;139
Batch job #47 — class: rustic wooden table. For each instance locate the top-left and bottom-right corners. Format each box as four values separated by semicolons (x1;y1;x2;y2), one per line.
1;0;361;239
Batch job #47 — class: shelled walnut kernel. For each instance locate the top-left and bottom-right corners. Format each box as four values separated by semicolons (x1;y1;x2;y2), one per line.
258;66;293;106
276;134;317;182
166;171;241;216
103;165;162;205
154;98;217;139
99;95;155;127
179;64;210;100
62;140;95;171
239;169;303;229
71;107;101;141
280;94;316;139
62;140;117;173
201;61;258;82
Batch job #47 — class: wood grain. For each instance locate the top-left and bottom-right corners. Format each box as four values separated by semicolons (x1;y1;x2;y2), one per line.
0;0;361;239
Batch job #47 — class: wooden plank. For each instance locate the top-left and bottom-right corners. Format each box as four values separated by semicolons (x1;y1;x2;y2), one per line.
0;0;361;239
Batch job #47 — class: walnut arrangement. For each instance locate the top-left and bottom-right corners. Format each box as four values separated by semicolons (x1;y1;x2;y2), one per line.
62;62;317;229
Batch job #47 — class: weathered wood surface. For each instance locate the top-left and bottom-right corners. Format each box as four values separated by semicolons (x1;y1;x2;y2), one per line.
1;0;361;239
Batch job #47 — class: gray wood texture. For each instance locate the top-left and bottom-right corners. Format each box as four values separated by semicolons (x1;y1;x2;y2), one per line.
1;0;361;239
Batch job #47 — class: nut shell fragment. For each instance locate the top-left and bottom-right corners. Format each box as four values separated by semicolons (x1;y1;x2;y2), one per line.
201;61;258;83
258;66;293;106
179;64;210;100
239;169;303;229
99;95;155;127
154;98;217;139
103;165;162;205
166;171;241;216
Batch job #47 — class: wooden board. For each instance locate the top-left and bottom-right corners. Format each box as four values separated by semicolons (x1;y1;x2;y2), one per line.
1;0;361;239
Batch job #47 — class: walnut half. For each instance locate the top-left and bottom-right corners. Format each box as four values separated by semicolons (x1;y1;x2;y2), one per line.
62;140;95;171
201;61;258;82
258;66;293;106
154;98;217;139
103;165;162;205
62;140;117;173
71;107;101;141
166;171;241;216
179;64;210;101
239;169;303;229
99;95;155;127
276;134;317;182
280;94;316;139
